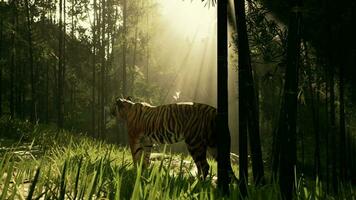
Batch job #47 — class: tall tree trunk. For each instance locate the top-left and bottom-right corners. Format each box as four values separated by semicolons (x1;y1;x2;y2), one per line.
352;142;355;183
71;0;75;38
323;0;338;192
145;0;149;86
0;0;3;116
315;80;321;177
304;42;321;178
329;62;337;193
20;60;24;119
10;0;17;118
128;0;141;96
92;0;97;136
122;0;127;96
238;85;248;197
46;61;49;123
131;26;138;95
236;0;249;196
217;0;230;195
63;0;66;117
14;51;19;117
53;54;58;122
97;0;102;137
234;0;265;186
352;136;356;183
25;0;36;122
105;0;112;128
100;0;106;137
119;0;128;144
339;59;346;181
275;0;301;198
58;0;64;128
324;63;330;192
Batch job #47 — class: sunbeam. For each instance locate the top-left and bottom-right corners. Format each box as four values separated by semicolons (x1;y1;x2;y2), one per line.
149;0;238;152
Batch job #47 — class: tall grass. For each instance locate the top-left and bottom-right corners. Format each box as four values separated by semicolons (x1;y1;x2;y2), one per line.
0;118;355;199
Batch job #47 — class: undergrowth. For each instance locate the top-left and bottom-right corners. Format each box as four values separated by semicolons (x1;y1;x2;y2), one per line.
0;117;355;199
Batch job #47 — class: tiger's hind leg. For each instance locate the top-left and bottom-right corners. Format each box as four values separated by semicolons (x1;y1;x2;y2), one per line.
208;147;238;182
186;142;210;180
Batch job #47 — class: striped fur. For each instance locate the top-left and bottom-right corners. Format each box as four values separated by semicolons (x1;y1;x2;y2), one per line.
111;98;235;179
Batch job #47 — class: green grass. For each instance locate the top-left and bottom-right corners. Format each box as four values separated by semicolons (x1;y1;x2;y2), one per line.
0;118;355;199
0;134;222;199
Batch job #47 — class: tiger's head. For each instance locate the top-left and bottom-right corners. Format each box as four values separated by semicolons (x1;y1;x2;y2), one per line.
111;97;134;122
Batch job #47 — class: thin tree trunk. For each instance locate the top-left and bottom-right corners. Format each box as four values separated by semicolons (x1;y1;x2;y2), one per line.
351;10;356;184
217;0;230;195
46;61;49;123
53;54;58;122
324;63;330;192
63;0;66;118
234;0;265;186
145;0;149;85
352;136;356;183
329;62;337;193
20;60;24;119
236;0;249;196
96;0;101;137
346;119;352;180
0;0;3;116
301;126;305;168
128;0;141;96
92;0;97;136
339;59;346;181
25;0;36;122
323;0;338;192
105;0;112;127
131;26;138;95
58;0;64;128
315;80;321;177
304;41;321;178
14;52;19;117
10;0;17;118
71;0;75;38
119;0;128;144
239;89;248;197
275;0;301;198
100;0;106;137
122;0;127;96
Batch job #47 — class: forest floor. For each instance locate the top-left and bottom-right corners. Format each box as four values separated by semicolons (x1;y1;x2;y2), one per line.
0;117;355;199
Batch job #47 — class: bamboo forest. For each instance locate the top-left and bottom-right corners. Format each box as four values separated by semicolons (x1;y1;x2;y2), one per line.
0;0;355;199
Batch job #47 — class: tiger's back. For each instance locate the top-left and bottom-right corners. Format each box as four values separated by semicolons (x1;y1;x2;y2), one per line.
132;102;217;146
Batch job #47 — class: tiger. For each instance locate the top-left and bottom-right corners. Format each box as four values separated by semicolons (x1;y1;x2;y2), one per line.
111;97;236;180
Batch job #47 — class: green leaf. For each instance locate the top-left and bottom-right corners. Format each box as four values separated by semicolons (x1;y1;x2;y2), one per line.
26;167;41;200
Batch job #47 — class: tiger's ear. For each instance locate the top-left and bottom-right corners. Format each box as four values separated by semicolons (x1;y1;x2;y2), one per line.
115;97;124;108
126;96;133;101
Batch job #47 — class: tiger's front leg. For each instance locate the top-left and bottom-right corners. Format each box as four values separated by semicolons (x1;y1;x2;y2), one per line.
128;133;151;167
141;136;153;166
128;133;145;165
